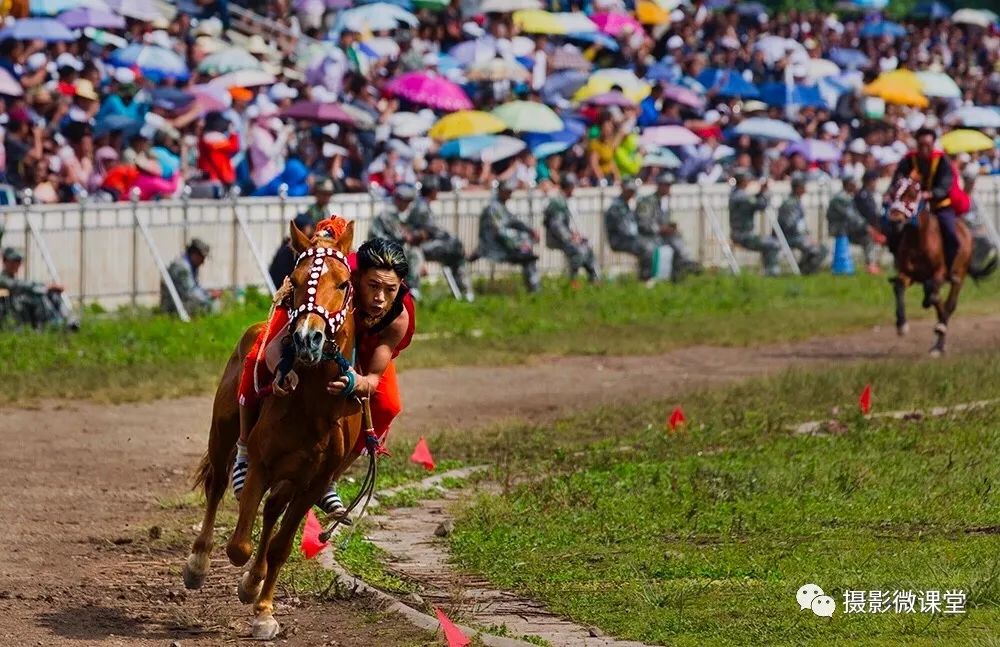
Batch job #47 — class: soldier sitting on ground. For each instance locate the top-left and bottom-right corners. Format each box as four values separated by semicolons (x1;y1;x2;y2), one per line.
409;177;475;301
729;169;781;276
543;173;599;284
161;238;221;316
476;179;541;293
777;173;827;274
635;171;703;279
827;176;881;274
369;183;426;298
0;246;77;329
605;177;661;281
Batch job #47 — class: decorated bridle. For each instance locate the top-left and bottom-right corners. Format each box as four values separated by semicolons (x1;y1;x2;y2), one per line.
286;245;354;343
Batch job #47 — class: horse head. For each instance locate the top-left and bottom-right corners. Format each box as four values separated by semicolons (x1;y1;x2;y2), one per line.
887;176;923;225
286;217;355;366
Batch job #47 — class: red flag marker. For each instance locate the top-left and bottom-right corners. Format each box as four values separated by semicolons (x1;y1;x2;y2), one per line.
668;406;686;431
300;509;328;559
410;436;436;471
434;608;470;647
859;384;872;415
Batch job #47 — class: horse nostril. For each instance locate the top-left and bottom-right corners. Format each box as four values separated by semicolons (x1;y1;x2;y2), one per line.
308;330;324;349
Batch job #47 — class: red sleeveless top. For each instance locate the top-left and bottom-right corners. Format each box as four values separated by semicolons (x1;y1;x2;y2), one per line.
348;252;416;372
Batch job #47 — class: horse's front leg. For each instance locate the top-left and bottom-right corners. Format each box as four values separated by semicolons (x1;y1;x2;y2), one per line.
930;276;964;357
893;275;910;336
238;480;292;605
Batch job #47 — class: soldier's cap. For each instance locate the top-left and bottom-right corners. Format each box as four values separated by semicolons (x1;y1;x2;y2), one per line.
732;168;753;182
2;246;23;262
188;238;211;256
419;175;439;194
314;178;335;194
293;212;313;229
393;183;417;201
655;171;676;186
497;178;518;193
790;172;808;187
620;177;641;192
560;173;578;189
862;170;880;183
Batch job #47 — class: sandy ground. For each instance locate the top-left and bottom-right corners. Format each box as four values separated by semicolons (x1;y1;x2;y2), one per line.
2;314;1000;646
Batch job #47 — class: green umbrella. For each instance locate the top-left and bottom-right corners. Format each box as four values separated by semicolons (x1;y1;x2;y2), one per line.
492;101;563;134
414;0;449;10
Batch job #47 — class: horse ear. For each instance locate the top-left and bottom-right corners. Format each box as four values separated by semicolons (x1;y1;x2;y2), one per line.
290;219;311;253
337;221;355;253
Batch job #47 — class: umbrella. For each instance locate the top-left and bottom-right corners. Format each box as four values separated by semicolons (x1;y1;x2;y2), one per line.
57;6;124;28
643;147;682;168
575;68;651;103
513;10;596;35
338;103;378;130
208;69;277;88
829;47;870;69
103;0;162;20
0;17;75;41
806;58;841;81
389;111;434;138
198;48;264;74
661;84;704;110
413;0;448;9
754;36;804;66
864;70;928;107
951;8;997;27
479;0;541;11
860;21;907;39
95;114;142;137
429;110;507;140
564;30;619;50
913;1;951;19
385;72;473;111
736;1;767;15
150;87;195;111
945;106;1000;129
635;1;671;25
698;68;759;98
83;26;128;48
549;46;591;72
492;101;563;133
760;82;828;109
521;117;585;148
784;139;841;162
439;135;525;162
590;12;645;37
190;83;232;113
337;3;418;33
916;71;962;99
0;68;24;96
29;0;92;14
533;140;572;158
732;117;802;141
582;91;635;107
644;61;676;83
280;101;359;125
110;44;189;81
640;125;701;147
358;37;401;60
466;58;531;82
541;69;588;102
939;130;996;155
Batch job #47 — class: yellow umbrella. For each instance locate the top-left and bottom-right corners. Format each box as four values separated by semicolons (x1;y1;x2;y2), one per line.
867;69;922;93
512;9;595;35
636;0;670;25
940;129;996;155
428;110;507;140
864;70;928;108
573;70;651;103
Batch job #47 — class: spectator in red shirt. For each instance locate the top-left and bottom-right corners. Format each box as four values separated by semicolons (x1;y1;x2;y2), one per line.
197;112;240;188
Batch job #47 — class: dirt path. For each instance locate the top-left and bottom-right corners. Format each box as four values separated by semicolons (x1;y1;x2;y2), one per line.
2;314;1000;645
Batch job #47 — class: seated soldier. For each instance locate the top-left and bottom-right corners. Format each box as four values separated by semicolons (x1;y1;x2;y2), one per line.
635;171;703;279
605;177;660;281
476;179;541;292
543;173;599;284
0;247;76;329
827;176;880;274
728;169;780;276
161;238;222;316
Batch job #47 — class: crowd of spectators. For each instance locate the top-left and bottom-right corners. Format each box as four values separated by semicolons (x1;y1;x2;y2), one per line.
0;0;998;207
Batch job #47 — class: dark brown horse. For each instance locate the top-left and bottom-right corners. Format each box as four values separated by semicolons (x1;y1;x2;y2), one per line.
182;220;363;639
886;177;984;356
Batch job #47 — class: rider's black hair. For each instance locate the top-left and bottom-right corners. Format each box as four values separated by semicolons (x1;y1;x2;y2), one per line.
357;238;409;281
915;127;937;140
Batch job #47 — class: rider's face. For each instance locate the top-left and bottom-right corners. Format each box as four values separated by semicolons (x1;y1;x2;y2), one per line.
358;268;401;318
916;135;935;159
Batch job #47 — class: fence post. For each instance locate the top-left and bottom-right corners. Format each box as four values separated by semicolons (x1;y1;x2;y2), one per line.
77;190;87;308
133;200;191;322
697;183;706;264
230;186;242;293
130;187;140;307
597;182;608;272
20;189;32;279
181;184;191;244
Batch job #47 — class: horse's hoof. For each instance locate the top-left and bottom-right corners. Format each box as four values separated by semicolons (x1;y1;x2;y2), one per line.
226;540;252;568
929;348;943;359
238;571;264;605
897;323;909;337
183;553;210;590
934;323;948;335
251;614;280;640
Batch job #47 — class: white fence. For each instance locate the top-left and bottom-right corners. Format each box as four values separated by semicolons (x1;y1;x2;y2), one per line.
3;177;1000;309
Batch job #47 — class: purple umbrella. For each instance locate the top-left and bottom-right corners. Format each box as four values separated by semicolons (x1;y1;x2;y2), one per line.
784;139;842;162
0;67;23;96
661;83;705;110
57;7;126;29
0;17;75;41
385;72;473;111
583;90;635;107
280;100;359;125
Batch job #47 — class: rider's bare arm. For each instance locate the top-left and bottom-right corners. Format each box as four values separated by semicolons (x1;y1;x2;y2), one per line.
328;308;409;397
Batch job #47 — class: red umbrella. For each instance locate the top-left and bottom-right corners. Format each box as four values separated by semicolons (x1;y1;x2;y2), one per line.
384;72;473;111
280;101;358;125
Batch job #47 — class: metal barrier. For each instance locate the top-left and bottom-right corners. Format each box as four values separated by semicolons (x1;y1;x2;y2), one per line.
2;177;999;310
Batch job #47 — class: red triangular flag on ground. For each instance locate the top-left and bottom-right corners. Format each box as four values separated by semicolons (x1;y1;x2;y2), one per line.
434;608;470;647
668;406;686;431
300;509;328;559
859;384;872;415
410;436;436;471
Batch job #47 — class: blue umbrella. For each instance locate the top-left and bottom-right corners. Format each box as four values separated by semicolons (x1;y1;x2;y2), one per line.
541;70;589;104
532;140;572;158
150;88;195;112
354;0;413;7
914;1;951;19
110;44;190;82
0;17;75;41
440;135;497;159
698;69;760;98
644;61;677;83
29;0;81;15
731;117;802;142
828;47;871;69
760;82;828;109
860;21;907;38
736;1;768;16
521;118;585;151
57;7;126;29
95;114;142;138
565;31;619;51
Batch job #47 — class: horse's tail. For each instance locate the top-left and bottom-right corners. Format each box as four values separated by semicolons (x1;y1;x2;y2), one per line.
970;252;999;283
192;451;212;492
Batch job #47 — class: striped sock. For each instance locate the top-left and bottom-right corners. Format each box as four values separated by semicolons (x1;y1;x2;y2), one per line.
318;483;346;516
232;442;248;499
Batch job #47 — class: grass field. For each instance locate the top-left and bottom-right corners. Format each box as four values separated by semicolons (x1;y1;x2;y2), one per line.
3;272;1000;403
448;352;1000;646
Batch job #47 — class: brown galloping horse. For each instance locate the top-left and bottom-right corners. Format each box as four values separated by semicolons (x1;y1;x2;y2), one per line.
182;220;363;639
886;176;983;356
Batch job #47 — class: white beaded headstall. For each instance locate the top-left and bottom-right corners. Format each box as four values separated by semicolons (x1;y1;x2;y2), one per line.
287;246;354;342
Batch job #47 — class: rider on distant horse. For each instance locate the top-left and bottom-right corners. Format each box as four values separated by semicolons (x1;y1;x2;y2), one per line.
888;128;960;278
233;218;415;518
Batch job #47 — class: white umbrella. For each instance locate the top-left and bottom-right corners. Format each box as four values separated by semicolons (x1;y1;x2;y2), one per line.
208;69;277;88
339;3;417;33
733;117;803;142
198;47;263;74
480;135;526;163
951;8;998;28
640;125;701;147
916;71;961;99
945;106;1000;129
754;35;805;66
389;111;435;138
479;0;541;12
806;58;841;81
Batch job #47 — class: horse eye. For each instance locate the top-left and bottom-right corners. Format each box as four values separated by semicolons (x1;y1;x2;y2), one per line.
338;280;350;290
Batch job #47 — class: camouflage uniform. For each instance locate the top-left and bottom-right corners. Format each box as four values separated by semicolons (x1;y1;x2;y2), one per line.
543;195;598;282
826;190;876;265
0;270;67;328
161;253;216;316
729;185;781;276
777;194;826;274
477;197;540;292
605;195;657;280
369;202;425;290
407;196;472;298
635;192;700;275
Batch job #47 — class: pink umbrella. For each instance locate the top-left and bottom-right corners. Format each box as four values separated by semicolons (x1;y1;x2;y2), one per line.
280;100;359;125
784;138;842;162
190;84;231;114
0;67;23;97
584;90;635;107
385;72;472;111
640;125;701;147
591;12;645;37
661;84;705;110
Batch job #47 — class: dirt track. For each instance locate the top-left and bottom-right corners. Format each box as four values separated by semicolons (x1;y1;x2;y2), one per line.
3;314;1000;646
